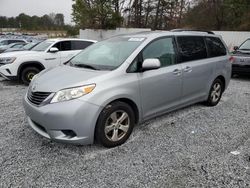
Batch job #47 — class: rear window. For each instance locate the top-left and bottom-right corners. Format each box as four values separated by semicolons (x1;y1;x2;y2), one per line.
177;36;207;62
205;37;227;57
72;41;93;50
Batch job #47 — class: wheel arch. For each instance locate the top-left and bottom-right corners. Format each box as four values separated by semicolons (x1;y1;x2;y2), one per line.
17;61;45;80
215;75;226;92
99;97;140;125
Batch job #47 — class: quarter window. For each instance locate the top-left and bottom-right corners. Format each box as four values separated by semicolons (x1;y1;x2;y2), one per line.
177;36;207;62
142;37;176;67
205;37;227;57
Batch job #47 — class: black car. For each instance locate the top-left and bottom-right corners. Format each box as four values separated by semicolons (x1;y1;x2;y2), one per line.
232;38;250;75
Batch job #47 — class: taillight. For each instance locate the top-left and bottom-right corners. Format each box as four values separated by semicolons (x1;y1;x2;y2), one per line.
229;56;235;63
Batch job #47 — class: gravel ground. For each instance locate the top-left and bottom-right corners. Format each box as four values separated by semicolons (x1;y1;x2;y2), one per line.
0;76;250;188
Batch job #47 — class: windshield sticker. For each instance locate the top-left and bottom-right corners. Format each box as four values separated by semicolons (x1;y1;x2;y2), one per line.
128;38;145;42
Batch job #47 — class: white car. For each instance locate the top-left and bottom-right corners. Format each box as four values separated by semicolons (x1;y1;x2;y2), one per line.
0;38;96;84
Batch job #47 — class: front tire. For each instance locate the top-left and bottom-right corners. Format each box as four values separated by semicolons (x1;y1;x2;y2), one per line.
95;101;135;148
205;78;223;106
21;67;40;85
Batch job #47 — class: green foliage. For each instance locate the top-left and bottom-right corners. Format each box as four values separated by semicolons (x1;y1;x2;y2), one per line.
0;13;65;30
182;0;250;31
72;0;122;29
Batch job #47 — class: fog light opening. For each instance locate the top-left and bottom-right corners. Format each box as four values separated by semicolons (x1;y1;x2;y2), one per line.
61;130;77;138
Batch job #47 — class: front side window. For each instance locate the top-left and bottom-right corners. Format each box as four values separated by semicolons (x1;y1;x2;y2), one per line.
205;37;227;57
52;41;71;51
142;37;176;67
70;36;145;70
177;36;207;62
60;41;71;51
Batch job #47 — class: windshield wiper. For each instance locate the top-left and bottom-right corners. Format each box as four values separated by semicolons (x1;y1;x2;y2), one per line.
73;63;99;70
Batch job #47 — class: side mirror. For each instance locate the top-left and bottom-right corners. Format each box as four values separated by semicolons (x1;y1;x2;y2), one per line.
233;46;239;51
142;58;161;71
49;47;59;53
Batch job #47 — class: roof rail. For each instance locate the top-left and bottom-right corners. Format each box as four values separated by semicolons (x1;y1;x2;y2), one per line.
171;29;214;35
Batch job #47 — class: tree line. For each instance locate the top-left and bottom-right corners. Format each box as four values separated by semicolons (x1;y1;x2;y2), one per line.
72;0;250;31
0;13;65;30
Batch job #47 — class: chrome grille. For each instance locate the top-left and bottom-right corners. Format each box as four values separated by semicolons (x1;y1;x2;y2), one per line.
27;91;52;105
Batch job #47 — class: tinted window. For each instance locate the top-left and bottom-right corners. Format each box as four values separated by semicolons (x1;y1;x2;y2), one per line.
205;37;226;57
60;41;71;51
52;42;61;50
177;36;207;62
72;41;93;50
142;37;176;67
8;40;24;44
52;41;72;51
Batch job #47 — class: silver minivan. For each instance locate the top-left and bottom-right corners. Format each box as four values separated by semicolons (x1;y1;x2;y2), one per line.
23;31;232;147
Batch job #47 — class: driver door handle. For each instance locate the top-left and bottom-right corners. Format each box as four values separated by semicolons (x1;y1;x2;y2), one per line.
183;66;192;73
173;69;182;75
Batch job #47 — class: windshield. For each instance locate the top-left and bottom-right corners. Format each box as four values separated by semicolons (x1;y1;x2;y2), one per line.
239;39;250;50
31;41;53;52
0;40;7;46
70;36;145;70
23;42;37;50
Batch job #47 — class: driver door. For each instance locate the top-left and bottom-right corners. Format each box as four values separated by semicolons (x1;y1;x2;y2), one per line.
137;37;183;120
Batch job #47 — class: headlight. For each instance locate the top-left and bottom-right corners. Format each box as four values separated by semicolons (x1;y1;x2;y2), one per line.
0;57;16;64
50;84;96;103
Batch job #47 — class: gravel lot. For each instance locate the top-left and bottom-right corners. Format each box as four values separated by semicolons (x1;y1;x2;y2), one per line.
0;76;250;188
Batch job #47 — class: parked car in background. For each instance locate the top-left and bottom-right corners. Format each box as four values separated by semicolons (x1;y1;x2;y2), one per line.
3;42;40;53
0;38;96;84
0;39;27;48
232;38;250;75
0;42;27;53
23;31;232;147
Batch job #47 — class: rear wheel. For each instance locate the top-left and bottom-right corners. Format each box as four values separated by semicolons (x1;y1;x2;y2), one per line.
95;101;135;148
205;78;223;106
21;67;40;85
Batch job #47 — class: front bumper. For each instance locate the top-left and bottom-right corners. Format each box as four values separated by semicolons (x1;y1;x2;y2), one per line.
23;94;103;145
0;64;17;80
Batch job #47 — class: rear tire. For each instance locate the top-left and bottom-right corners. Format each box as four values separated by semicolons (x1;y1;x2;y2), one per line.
95;101;135;148
205;78;223;106
21;67;40;85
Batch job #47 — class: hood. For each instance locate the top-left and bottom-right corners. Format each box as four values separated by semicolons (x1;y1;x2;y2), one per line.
31;65;110;92
0;50;43;58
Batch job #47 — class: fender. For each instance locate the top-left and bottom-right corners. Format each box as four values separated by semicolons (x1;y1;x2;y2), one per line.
17;61;45;76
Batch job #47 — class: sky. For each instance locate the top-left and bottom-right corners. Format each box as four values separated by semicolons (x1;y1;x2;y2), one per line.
0;0;73;24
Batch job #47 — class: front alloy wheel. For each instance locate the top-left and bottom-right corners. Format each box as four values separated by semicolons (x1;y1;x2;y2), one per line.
104;110;130;142
95;101;135;147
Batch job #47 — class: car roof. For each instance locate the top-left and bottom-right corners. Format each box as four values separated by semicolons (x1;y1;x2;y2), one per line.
46;38;97;43
117;31;220;40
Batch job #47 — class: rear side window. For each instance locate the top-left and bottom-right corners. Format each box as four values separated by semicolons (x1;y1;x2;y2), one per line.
177;36;207;62
205;37;227;57
71;41;93;50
